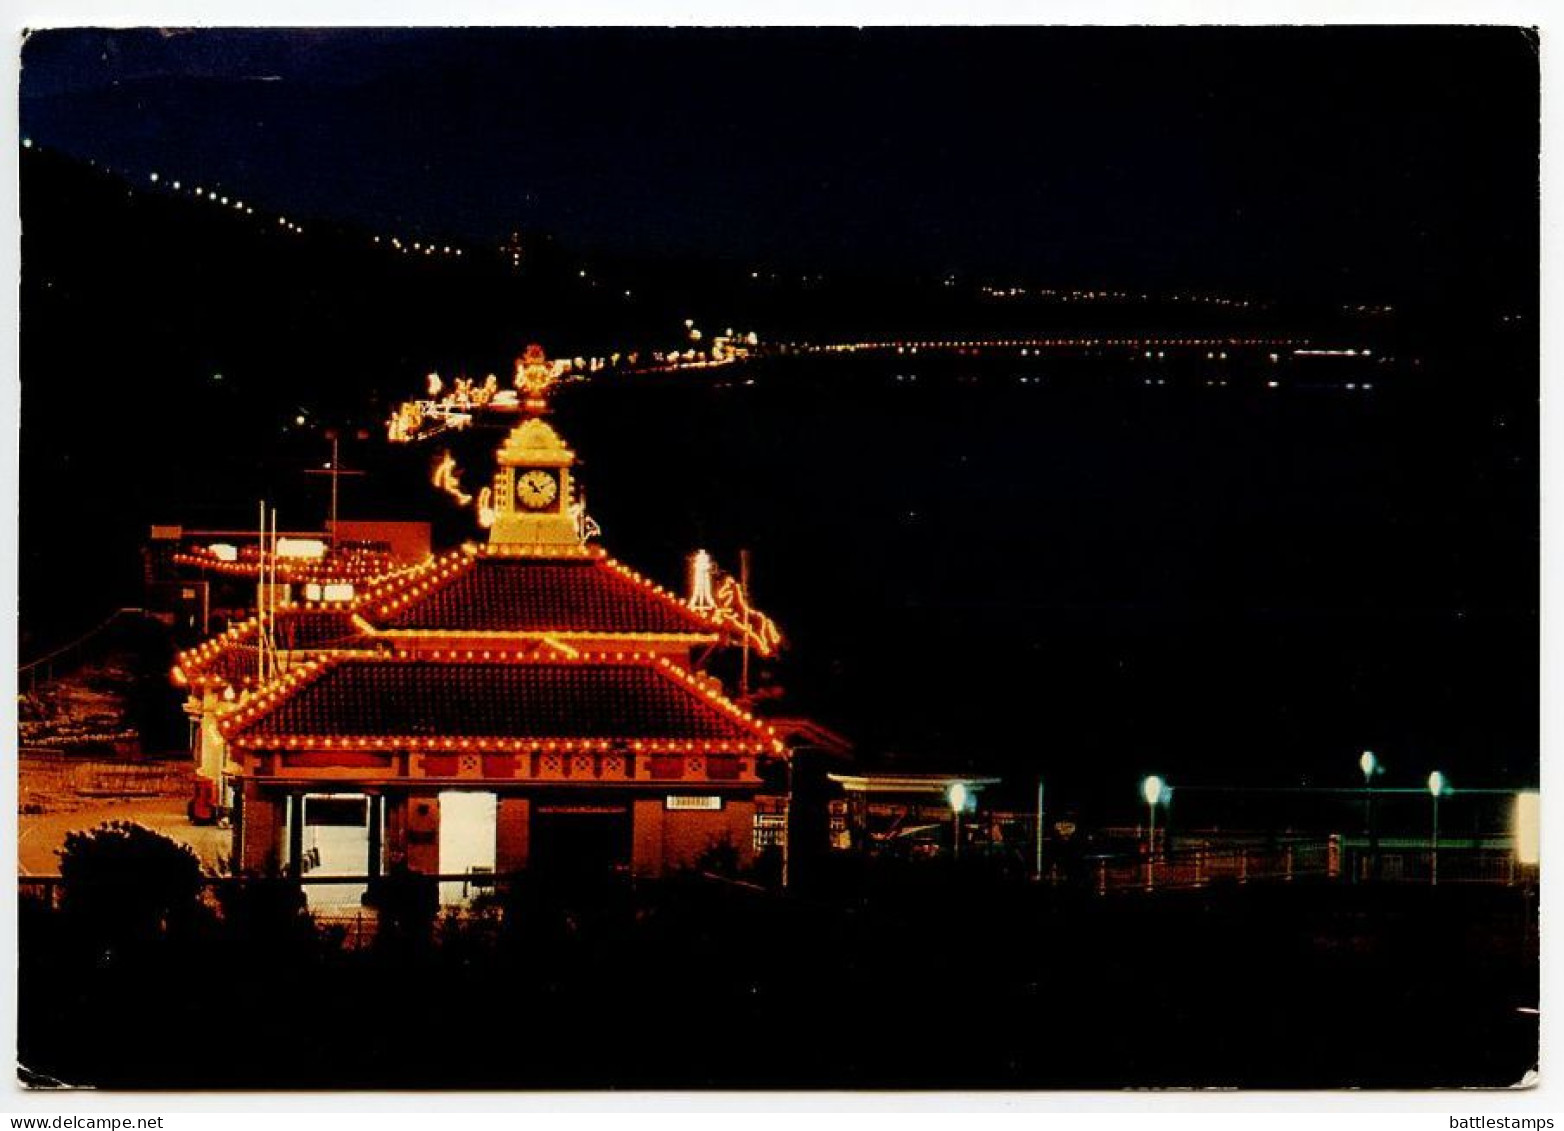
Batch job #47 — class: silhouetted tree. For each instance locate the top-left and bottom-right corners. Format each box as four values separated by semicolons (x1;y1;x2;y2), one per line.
56;821;205;945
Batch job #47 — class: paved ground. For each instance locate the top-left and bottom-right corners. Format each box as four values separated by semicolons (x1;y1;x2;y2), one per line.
18;796;231;875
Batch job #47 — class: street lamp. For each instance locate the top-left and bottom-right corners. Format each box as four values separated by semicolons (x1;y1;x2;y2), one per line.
947;781;969;862
1359;751;1381;882
1141;775;1166;888
1428;770;1449;886
1515;791;1540;868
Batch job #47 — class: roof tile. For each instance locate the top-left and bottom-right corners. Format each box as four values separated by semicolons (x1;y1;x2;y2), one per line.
226;655;771;749
371;555;715;636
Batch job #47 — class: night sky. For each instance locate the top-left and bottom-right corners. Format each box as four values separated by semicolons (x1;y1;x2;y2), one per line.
19;26;1539;303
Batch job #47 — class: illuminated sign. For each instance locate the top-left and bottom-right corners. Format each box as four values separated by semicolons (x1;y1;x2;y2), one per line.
665;795;724;811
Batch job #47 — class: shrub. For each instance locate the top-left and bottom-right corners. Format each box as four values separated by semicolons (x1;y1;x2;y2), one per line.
56;821;205;944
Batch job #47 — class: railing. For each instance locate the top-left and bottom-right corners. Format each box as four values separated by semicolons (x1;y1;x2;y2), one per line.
1053;838;1532;894
1345;847;1526;886
1066;839;1330;894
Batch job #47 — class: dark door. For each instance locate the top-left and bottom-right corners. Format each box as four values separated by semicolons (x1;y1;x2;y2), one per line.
530;805;632;883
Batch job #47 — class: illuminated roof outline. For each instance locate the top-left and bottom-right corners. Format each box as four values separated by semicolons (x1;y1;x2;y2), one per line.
220;649;783;756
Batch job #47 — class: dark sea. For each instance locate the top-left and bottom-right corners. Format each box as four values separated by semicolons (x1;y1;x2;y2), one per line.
572;350;1536;815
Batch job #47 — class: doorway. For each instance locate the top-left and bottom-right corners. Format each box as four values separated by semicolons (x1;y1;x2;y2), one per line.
438;790;498;906
298;793;370;911
529;803;632;884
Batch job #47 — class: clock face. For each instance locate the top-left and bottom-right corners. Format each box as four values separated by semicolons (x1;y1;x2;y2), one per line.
515;468;560;511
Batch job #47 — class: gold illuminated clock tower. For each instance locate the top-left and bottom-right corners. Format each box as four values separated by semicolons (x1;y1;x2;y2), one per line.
488;346;582;548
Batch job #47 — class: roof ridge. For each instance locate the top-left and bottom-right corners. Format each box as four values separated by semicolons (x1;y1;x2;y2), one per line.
597;553;732;636
174;614;263;682
220;652;342;741
218;649;783;754
358;546;476;621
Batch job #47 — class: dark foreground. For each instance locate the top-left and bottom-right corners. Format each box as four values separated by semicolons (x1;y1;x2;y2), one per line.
18;867;1537;1090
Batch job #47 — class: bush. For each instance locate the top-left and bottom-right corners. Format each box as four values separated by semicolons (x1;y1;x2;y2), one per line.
367;863;438;951
56;821;205;944
692;834;742;878
214;871;314;952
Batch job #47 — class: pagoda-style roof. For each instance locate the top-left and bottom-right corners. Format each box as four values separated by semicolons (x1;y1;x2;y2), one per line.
175;607;368;691
221;650;781;756
353;544;724;641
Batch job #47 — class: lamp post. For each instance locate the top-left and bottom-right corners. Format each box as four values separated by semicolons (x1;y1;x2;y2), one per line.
1359;750;1380;882
1428;770;1448;886
1142;775;1166;889
948;781;969;863
1033;776;1046;882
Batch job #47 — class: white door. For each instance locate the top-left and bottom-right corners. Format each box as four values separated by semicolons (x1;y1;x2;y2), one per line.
301;793;370;910
438;791;498;907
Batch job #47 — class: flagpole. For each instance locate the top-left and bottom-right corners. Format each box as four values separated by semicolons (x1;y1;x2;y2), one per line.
739;548;752;699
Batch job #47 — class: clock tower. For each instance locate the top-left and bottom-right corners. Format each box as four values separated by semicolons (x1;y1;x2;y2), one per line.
488;416;581;547
487;348;584;548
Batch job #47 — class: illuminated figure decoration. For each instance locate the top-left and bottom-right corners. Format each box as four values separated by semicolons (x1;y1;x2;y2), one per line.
387;370;509;445
687;548;781;658
387;393;470;443
714;569;782;658
431;450;472;506
173;344;819;894
688;549;716;611
514;342;559;410
570;500;602;543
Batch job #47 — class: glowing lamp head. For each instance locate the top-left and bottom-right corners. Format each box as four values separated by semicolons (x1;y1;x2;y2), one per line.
1142;775;1166;807
1515;791;1540;866
947;781;970;814
1428;771;1449;797
1359;750;1379;780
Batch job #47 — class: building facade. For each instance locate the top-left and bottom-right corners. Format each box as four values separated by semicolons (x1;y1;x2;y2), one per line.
174;354;788;889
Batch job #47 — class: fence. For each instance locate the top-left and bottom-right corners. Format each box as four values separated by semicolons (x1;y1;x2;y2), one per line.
1344;846;1525;886
1064;839;1332;894
1051;837;1533;895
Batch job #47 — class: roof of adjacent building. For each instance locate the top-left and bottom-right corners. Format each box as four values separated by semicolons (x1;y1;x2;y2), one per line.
176;608;368;690
221;651;781;754
356;545;722;639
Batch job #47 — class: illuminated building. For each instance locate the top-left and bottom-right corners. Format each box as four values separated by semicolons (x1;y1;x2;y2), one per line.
174;349;791;890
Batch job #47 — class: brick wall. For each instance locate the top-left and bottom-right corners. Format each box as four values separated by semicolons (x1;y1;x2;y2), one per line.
405;792;441;873
496;796;531;872
631;797;756;877
238;780;281;872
